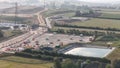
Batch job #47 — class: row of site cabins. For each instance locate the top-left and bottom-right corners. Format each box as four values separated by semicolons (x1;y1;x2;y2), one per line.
0;23;30;31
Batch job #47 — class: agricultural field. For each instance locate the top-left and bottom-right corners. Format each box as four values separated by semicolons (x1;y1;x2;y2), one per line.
100;11;120;14
0;15;37;26
63;12;75;17
95;9;120;19
0;56;53;68
0;16;28;22
42;9;75;17
70;18;120;29
100;13;120;19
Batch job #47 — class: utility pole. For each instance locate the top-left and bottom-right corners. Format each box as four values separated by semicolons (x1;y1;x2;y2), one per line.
15;2;18;24
43;0;45;9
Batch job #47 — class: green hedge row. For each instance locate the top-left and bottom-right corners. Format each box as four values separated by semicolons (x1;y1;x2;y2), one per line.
15;49;111;63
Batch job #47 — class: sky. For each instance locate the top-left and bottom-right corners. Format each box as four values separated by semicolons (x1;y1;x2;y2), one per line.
0;0;119;3
80;0;120;3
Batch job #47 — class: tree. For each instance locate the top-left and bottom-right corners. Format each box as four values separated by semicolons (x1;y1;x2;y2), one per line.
0;30;3;38
54;57;62;68
89;10;94;14
76;60;82;68
106;64;111;68
62;59;76;68
75;10;81;16
111;59;120;68
57;29;65;34
86;59;91;64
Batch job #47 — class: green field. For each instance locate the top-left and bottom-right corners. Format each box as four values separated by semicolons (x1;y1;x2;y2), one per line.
63;12;75;17
70;18;120;29
0;16;28;21
96;9;120;19
100;13;120;19
107;48;120;60
0;56;53;68
101;11;120;14
42;9;74;17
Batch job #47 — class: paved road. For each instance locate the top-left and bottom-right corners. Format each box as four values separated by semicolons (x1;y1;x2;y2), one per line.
45;17;52;29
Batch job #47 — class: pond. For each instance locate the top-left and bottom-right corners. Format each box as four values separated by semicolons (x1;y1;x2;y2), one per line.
64;47;115;58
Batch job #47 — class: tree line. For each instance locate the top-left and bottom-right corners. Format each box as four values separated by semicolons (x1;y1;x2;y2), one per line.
54;58;110;68
54;23;120;32
49;28;117;37
15;49;111;63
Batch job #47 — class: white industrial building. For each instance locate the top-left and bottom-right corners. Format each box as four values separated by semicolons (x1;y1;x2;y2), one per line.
0;23;29;31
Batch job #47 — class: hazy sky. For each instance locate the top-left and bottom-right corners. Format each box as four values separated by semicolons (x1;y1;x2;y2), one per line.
80;0;120;3
0;0;119;3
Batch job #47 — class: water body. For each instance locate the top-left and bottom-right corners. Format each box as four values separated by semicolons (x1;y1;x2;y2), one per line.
65;47;115;58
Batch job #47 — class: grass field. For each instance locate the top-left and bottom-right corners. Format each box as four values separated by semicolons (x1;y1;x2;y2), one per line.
70;18;120;29
101;11;120;14
2;30;13;38
0;16;28;21
96;9;120;19
0;56;53;68
2;30;23;37
100;13;120;19
63;12;75;17
42;9;74;17
107;48;120;60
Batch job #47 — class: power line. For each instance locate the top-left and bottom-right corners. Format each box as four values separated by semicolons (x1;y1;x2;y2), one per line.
44;0;46;8
15;2;18;24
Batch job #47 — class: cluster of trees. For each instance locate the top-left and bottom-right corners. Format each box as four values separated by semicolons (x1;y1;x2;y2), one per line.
75;10;101;17
97;35;119;41
31;24;40;29
111;59;120;68
15;52;53;61
54;58;120;68
0;30;4;38
54;23;120;32
54;58;110;68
